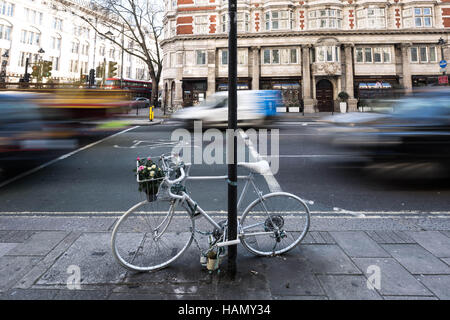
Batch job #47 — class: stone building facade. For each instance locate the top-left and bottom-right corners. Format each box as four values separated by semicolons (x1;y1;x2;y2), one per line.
0;0;150;83
161;0;450;113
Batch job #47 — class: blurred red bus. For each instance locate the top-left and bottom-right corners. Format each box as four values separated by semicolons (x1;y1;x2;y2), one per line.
104;78;152;99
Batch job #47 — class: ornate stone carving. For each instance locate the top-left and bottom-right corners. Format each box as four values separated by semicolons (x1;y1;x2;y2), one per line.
312;62;342;76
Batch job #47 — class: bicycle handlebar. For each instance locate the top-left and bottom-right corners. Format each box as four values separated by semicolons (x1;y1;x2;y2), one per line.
159;154;186;185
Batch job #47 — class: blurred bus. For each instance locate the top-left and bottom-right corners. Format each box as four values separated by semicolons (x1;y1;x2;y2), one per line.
104;78;152;99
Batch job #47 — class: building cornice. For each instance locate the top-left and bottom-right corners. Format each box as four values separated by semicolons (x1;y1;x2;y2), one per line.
160;28;450;46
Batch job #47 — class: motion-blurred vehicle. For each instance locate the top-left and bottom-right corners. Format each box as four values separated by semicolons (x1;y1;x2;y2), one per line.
317;88;450;177
171;90;281;127
0;92;78;170
131;97;150;109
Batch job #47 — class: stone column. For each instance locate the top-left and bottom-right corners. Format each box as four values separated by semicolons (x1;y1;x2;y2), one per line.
344;44;358;112
206;49;216;96
302;45;315;113
172;65;183;111
251;46;260;90
401;43;413;93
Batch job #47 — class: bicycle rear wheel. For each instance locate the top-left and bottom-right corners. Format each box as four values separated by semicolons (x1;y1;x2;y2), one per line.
240;192;310;256
111;199;194;272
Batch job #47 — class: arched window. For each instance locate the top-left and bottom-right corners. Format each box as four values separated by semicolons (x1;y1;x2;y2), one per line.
51;33;61;50
20;26;41;45
0;18;11;40
71;39;80;54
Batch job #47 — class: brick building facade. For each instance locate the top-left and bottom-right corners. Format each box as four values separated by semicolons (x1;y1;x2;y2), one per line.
161;0;450;113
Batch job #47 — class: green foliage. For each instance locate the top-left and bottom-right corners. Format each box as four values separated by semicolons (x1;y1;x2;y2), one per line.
338;91;349;101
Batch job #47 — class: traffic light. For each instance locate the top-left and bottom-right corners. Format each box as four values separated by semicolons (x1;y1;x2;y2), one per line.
89;69;95;86
31;65;41;78
42;61;52;78
108;61;118;78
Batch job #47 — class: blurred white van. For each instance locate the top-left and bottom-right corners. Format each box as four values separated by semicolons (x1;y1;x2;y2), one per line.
171;90;281;127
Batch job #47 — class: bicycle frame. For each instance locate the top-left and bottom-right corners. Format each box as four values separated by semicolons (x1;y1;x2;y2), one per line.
162;161;275;248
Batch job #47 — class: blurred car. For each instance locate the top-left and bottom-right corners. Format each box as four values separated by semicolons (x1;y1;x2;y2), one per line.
0;92;78;170
317;88;450;177
171;90;281;127
131;97;150;109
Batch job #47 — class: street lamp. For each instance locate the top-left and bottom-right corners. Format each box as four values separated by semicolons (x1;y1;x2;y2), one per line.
38;48;45;61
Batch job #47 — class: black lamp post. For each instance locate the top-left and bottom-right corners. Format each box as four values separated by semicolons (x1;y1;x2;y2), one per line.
438;37;446;76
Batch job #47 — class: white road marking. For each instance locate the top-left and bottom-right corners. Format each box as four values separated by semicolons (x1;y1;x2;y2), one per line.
238;130;282;192
0;126;140;189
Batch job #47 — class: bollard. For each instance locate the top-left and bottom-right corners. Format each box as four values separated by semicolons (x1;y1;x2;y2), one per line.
149;105;154;122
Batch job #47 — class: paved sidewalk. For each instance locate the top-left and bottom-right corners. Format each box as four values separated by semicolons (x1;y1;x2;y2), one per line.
0;215;449;300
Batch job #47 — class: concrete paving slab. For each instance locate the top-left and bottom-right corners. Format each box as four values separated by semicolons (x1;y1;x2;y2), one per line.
352;258;431;296
418;275;450;299
265;254;324;296
15;232;82;289
7;231;68;256
367;231;416;244
0;231;35;243
441;231;450;238
383;296;438;300
0;243;18;258
37;232;134;286
317;275;382;300
0;217;117;232
0;288;58;300
406;231;450;258
0;256;41;293
330;231;390;258
442;258;450;266
272;295;328;300
382;244;450;275
309;218;422;232
297;245;361;274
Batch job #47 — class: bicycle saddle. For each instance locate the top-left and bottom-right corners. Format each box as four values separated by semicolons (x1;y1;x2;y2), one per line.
237;160;272;175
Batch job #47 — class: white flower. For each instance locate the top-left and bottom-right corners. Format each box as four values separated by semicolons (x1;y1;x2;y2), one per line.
151;164;156;169
150;171;155;177
146;166;151;170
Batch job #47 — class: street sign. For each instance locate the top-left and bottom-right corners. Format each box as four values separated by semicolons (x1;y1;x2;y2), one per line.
439;75;448;84
439;60;447;68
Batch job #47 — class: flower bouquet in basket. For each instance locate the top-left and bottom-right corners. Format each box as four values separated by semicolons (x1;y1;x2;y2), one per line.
134;157;165;202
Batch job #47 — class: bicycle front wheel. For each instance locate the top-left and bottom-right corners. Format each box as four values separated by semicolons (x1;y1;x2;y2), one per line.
111;199;194;272
240;192;310;256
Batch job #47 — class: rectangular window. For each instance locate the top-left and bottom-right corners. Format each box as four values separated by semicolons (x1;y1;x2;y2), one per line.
238;49;247;65
221;49;228;65
290;49;297;64
272;49;280;64
263;49;270;64
356;48;363;62
326;46;333;62
429;47;436;62
410;47;418;62
414;7;432;28
364;48;372;62
196;50;206;65
281;49;289;64
383;47;391;63
420;47;427;62
374;48;382;63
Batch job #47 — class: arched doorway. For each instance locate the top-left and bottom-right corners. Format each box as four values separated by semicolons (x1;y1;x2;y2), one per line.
316;79;334;112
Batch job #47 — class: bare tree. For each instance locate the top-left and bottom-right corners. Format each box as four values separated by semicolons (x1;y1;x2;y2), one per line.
60;0;163;107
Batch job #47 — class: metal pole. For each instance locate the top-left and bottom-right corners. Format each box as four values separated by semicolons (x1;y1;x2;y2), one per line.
227;0;238;278
24;57;29;81
121;24;124;89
